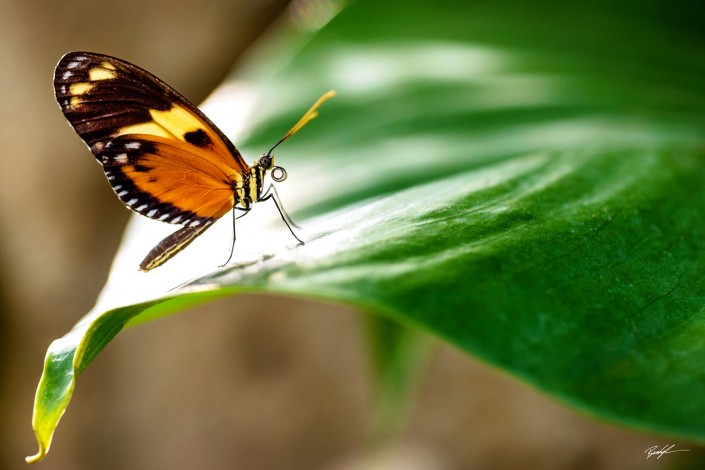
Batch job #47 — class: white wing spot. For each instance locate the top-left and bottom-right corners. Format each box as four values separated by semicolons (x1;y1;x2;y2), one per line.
114;153;128;163
60;85;67;94
118;190;129;197
159;214;170;221
125;141;141;149
147;209;158;217
127;198;138;206
113;185;123;191
190;220;202;227
136;204;148;212
62;71;73;80
172;216;182;224
66;61;81;69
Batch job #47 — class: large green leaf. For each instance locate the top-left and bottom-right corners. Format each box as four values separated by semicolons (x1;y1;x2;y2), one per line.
28;0;705;462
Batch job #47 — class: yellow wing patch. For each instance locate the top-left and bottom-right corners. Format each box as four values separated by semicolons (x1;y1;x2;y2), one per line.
151;104;203;135
117;120;173;139
69;82;93;95
116;105;209;140
89;64;117;81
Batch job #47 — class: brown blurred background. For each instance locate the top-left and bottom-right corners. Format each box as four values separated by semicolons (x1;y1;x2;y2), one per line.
0;0;699;469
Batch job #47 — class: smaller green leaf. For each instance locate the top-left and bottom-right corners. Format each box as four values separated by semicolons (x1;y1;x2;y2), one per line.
363;315;432;446
26;302;161;463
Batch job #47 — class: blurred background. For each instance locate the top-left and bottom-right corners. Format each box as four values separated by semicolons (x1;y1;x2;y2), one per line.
0;0;700;469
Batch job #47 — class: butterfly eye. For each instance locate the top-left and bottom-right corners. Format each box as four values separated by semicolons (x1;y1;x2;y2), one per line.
258;155;273;169
271;166;288;182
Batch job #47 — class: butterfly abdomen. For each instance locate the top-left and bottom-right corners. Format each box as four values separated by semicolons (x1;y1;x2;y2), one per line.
139;222;213;271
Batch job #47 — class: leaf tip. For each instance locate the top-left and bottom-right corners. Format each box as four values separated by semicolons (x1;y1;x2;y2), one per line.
25;443;47;464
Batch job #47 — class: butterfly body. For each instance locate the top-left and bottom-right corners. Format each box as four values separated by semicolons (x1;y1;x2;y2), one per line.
54;51;334;271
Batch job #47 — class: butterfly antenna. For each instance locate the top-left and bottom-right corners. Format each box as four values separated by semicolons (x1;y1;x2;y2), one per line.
267;90;336;156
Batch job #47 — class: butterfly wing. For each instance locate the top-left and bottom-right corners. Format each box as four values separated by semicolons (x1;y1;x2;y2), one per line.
54;51;246;223
54;51;248;270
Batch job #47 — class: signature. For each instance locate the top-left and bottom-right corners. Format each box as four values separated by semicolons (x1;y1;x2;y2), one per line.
645;444;690;459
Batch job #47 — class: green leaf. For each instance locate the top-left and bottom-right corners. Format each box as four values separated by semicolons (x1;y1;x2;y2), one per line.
29;0;705;462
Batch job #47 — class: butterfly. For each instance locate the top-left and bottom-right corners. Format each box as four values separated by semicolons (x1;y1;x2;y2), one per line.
54;51;335;271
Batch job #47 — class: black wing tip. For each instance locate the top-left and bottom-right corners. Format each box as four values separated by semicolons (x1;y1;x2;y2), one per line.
56;51;94;70
55;52;123;78
58;51;105;62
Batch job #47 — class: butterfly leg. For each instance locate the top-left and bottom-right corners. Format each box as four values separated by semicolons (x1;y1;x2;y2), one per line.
261;183;301;229
220;206;251;268
260;187;304;245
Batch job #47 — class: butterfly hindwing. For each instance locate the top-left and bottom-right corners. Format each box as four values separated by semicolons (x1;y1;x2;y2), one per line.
101;134;237;225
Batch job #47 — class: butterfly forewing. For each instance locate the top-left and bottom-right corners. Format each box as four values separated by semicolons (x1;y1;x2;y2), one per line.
54;52;248;172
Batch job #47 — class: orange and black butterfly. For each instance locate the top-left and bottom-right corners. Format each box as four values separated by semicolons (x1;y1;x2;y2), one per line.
54;51;334;271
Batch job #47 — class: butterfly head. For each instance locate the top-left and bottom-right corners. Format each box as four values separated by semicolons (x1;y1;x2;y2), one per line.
257;153;288;182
